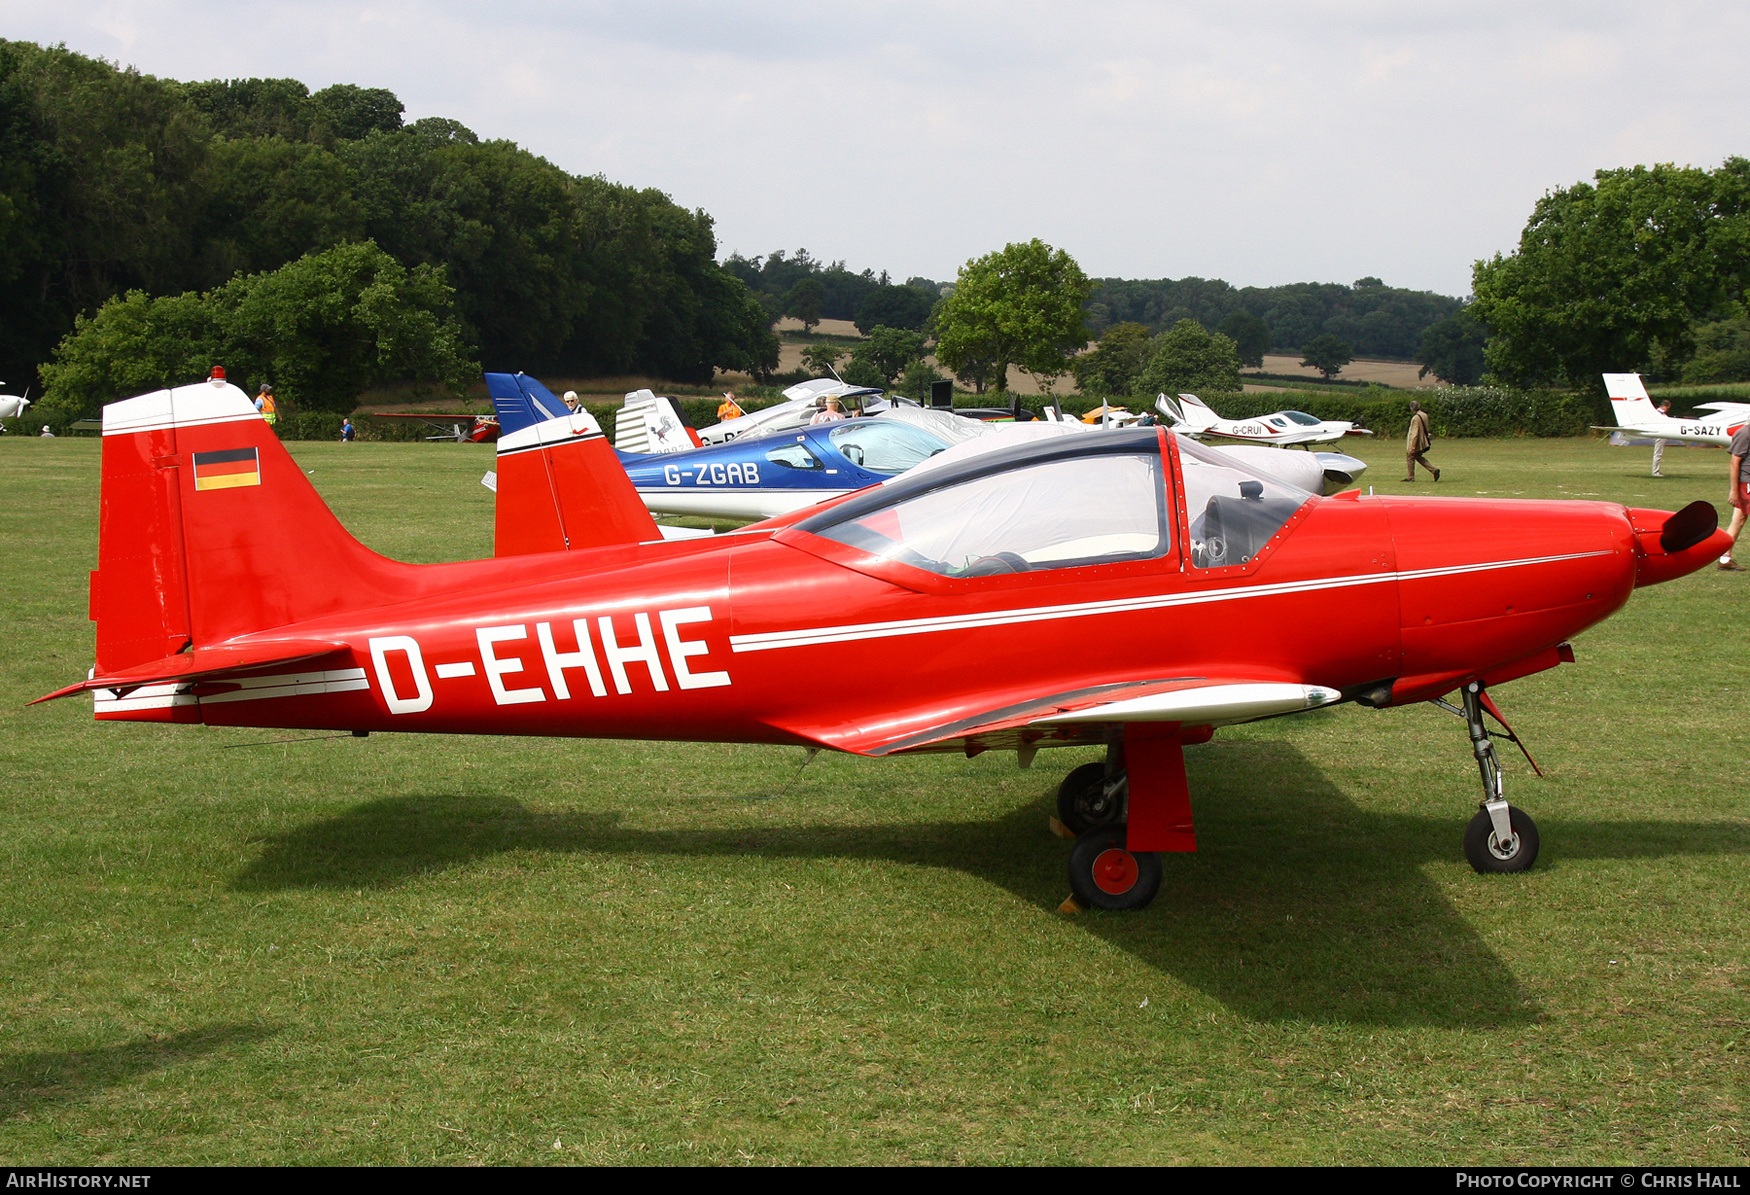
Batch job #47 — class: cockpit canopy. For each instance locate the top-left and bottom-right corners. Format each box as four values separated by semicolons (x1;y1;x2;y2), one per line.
797;428;1313;578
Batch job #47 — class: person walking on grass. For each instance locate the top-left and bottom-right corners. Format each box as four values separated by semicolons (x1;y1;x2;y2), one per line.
1405;400;1439;481
1652;400;1673;477
1719;421;1750;571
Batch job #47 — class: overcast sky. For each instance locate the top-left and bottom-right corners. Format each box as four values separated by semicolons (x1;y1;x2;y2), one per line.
12;1;1750;296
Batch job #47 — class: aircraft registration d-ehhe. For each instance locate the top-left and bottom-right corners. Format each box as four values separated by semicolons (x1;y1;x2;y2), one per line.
1161;392;1375;446
35;372;1729;911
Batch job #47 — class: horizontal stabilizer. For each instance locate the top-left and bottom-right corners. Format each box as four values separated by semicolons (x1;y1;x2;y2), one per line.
34;639;348;703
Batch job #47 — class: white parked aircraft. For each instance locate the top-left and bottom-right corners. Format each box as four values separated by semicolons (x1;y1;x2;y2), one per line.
1159;392;1374;446
1599;373;1750;447
0;385;31;421
616;378;892;454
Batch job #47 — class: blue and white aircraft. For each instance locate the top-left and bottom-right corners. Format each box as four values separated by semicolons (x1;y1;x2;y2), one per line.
484;371;959;521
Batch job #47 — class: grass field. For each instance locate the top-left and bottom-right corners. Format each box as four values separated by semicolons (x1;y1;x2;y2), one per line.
0;434;1745;1165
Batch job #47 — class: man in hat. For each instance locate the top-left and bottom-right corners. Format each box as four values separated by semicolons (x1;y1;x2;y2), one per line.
1405;399;1438;481
255;383;278;426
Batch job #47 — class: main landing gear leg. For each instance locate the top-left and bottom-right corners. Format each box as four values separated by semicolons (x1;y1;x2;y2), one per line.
1456;681;1540;873
1061;726;1199;911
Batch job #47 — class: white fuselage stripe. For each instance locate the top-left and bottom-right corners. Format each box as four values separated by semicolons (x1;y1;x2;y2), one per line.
728;550;1613;654
102;412;262;437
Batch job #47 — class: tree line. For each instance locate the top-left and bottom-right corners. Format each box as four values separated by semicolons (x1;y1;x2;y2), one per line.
0;40;777;417
1086;276;1464;361
723;250;945;336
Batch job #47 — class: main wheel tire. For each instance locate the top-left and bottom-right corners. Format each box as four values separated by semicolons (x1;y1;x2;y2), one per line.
1463;806;1540;874
1068;826;1162;911
1056;763;1123;835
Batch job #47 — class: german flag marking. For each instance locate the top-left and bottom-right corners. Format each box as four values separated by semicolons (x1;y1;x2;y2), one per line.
192;447;261;491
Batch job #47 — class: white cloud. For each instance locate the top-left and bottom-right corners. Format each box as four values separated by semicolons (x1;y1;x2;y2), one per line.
11;0;1750;294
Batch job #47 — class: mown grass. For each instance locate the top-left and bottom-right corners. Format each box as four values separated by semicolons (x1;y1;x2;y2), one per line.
0;435;1744;1165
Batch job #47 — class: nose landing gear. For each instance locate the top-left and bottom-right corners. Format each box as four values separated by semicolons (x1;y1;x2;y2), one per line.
1440;681;1542;874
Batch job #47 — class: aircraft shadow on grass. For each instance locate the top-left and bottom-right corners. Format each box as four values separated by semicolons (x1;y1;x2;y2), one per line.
233;742;1748;1030
0;1023;276;1121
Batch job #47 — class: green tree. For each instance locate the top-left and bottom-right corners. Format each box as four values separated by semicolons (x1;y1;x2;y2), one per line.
854;283;934;334
1471;160;1750;388
849;325;926;385
1681;318;1750;384
783;277;825;333
195;136;365;278
1071;321;1152;395
1299;333;1353;379
1134;319;1242;396
933;239;1092;394
1217;310;1271;368
0;40;214;385
898;356;943;397
40;240;477;419
1416;309;1487;384
309;84;403;141
181;76;319;141
801;343;843;377
839;357;886;388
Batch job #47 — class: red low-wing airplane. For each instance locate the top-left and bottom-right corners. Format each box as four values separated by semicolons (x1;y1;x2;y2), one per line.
37;374;1730;911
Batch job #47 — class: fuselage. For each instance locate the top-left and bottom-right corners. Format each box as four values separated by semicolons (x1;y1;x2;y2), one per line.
126;452;1653;756
616;418;950;520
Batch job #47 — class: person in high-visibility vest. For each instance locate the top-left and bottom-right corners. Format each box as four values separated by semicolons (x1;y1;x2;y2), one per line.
717;391;745;421
255;383;278;425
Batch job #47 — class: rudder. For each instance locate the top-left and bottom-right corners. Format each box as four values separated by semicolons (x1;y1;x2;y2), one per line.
92;375;417;674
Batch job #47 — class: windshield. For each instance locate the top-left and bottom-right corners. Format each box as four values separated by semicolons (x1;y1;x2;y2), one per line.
827;420;949;474
1176;436;1312;567
814;450;1168;577
1283;411;1321;426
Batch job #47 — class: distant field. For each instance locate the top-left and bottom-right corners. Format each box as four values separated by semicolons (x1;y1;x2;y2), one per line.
1246;355;1432;391
3;437;1743;1164
1648;381;1750;398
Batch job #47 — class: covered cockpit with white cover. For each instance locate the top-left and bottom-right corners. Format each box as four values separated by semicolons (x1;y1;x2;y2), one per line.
824;419;949;474
800;427;1172;578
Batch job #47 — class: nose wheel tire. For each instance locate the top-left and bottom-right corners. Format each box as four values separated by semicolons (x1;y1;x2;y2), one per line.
1463;806;1540;873
1056;762;1124;835
1068;826;1162;911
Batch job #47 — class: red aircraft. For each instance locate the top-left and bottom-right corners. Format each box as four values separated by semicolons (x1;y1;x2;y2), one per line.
37;375;1729;911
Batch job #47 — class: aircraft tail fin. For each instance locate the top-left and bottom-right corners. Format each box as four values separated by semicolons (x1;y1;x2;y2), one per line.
88;376;417;679
614;390;702;455
493;410;659;556
485;372;570;437
1174;392;1220;432
1154;393;1184;424
1602;373;1661;427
